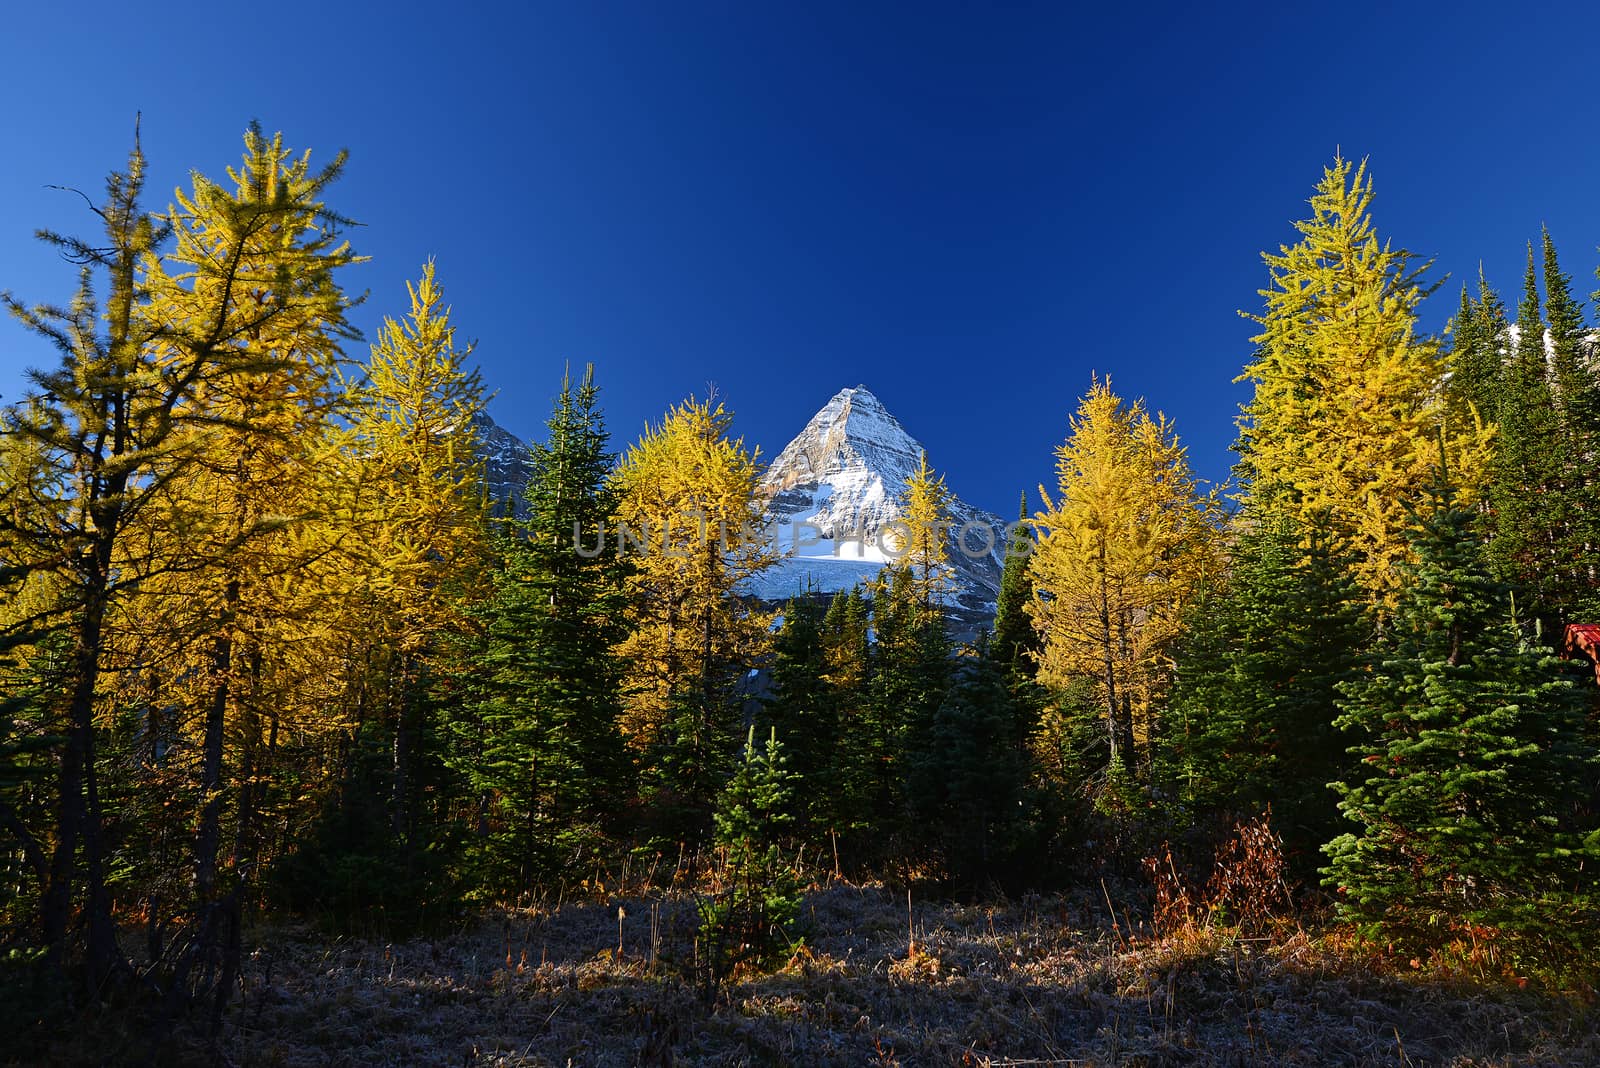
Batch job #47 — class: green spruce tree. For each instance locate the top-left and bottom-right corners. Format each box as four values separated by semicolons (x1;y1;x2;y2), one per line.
1325;489;1599;953
1168;506;1367;865
1445;270;1503;429
1168;510;1299;814
0;617;63;962
1542;231;1600;619
759;598;838;836
458;366;628;892
820;586;875;844
1543;228;1593;424
1488;247;1562;616
698;726;803;991
991;494;1040;675
906;648;1036;894
864;568;950;849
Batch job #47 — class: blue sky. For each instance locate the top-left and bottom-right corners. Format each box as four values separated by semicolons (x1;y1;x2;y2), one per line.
2;2;1596;515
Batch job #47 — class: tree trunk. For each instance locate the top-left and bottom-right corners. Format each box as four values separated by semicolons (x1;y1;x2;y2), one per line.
210;642;266;1027
1096;538;1122;771
43;560;127;995
182;576;237;1009
391;651;414;846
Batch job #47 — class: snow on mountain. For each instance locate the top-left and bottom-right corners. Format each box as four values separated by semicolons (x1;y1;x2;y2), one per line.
752;385;1008;625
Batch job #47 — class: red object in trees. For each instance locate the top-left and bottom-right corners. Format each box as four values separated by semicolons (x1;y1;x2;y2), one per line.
1561;624;1600;685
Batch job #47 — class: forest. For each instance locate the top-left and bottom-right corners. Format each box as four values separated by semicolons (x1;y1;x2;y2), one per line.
2;128;1599;1065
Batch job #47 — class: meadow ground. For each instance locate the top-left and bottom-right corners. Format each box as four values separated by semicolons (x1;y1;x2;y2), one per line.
35;881;1597;1067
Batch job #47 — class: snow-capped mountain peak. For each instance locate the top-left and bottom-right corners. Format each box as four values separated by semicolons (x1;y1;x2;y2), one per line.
761;385;929;536
754;385;1007;628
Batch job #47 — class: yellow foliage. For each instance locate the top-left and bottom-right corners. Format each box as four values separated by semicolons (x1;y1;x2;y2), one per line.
1028;377;1216;777
887;451;953;611
612;397;777;742
107;127;366;803
343;261;490;651
1237;156;1493;605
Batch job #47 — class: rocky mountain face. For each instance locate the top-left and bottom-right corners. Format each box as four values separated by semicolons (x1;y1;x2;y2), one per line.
752;385;1008;631
472;409;535;517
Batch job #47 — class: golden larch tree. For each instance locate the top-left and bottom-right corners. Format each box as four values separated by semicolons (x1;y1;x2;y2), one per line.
1236;155;1492;605
125;125;363;1005
339;261;491;837
888;450;954;613
612;397;776;811
1027;377;1215;789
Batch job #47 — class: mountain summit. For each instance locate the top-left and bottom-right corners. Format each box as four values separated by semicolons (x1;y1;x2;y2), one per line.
753;385;1007;626
761;385;925;532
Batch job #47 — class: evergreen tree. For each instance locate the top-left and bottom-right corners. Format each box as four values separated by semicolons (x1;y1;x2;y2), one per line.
1278;514;1371;849
906;649;1035;894
857;567;951;850
1445;270;1505;429
1488;247;1562;615
698;727;803;990
1168;506;1367;863
1168;509;1301;812
988;496;1049;820
759;598;837;836
1541;231;1600;619
819;586;875;841
820;587;872;709
1543;229;1593;426
458;366;627;892
1325;490;1599;952
0;611;63;957
873;453;961;851
991;494;1040;675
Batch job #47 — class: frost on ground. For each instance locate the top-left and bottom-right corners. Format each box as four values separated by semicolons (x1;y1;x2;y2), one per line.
48;884;1598;1067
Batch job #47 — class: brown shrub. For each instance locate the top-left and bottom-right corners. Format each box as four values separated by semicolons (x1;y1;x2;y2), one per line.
1203;811;1294;935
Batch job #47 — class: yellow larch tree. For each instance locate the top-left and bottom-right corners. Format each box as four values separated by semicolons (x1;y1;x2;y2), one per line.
612;397;776;818
1237;155;1492;605
1027;377;1216;792
888;450;954;613
339;261;490;839
0;138;203;980
1;127;363;992
120;125;363;1004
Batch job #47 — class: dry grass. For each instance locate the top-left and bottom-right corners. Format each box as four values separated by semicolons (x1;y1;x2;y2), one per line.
26;882;1600;1066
